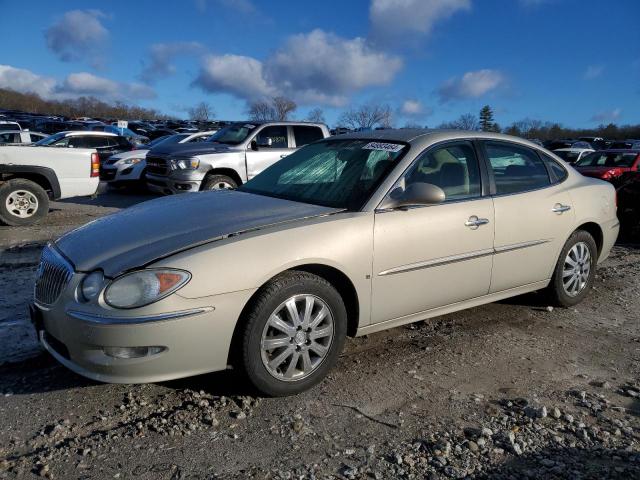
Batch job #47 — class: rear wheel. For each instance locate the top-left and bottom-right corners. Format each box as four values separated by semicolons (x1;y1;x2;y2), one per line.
201;174;237;191
545;230;597;307
0;179;49;226
239;271;347;396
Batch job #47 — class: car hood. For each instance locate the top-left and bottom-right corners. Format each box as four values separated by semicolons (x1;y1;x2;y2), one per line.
149;142;240;157
55;190;341;277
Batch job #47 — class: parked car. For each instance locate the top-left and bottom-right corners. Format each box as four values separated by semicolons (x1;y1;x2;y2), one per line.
609;140;640;150
0;145;100;225
30;130;618;395
544;140;592;150
617;173;640;238
0;120;22;131
101;132;217;186
552;148;594;164
578;137;607;150
35;132;134;161
89;125;149;145
0;131;47;144
146;128;178;141
146;122;329;194
574;150;640;185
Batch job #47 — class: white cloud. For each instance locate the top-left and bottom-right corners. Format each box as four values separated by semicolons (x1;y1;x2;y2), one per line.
0;65;155;103
195;0;257;14
0;65;57;98
193;54;277;100
583;64;604;80
400;99;431;117
194;29;403;107
590;108;621;123
438;69;504;102
369;0;471;43
57;72;156;101
140;42;204;83
45;10;109;67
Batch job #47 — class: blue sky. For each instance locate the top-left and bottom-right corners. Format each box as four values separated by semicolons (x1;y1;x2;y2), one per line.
0;0;638;127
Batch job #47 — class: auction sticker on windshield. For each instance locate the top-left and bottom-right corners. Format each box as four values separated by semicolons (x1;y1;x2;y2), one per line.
362;142;404;153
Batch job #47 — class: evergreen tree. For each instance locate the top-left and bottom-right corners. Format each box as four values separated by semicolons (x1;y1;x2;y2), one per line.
479;105;495;131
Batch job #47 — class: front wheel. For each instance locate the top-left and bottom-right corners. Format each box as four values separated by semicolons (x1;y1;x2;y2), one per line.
545;230;598;307
0;179;50;226
239;271;347;396
201;174;237;191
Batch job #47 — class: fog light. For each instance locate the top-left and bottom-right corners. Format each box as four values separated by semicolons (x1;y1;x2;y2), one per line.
103;346;166;359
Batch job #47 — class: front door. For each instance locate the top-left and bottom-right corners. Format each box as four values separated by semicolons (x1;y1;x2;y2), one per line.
245;125;294;179
371;141;495;324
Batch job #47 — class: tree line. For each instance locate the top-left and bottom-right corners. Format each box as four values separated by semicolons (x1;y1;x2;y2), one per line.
1;87;638;140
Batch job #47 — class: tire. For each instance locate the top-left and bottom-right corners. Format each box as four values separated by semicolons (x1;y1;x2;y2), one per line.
201;174;237;191
0;179;50;226
545;230;598;308
239;271;347;396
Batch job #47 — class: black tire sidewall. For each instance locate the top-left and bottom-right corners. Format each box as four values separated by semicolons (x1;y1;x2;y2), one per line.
201;175;237;191
242;272;347;396
549;230;598;307
0;179;49;226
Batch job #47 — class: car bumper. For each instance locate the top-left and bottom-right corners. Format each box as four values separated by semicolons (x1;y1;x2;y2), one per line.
146;172;203;195
101;162;146;183
31;288;255;384
598;217;620;264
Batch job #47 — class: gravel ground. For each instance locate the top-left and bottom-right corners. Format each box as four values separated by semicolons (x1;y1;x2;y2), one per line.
1;189;639;479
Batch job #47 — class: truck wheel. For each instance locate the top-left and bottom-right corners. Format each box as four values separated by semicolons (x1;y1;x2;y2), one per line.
201;174;237;191
0;179;50;226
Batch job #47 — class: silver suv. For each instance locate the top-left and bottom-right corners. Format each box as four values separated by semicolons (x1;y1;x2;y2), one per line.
145;121;329;194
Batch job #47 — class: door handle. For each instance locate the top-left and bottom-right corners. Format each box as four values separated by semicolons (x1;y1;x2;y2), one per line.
465;216;490;229
280;154;288;158
552;204;571;213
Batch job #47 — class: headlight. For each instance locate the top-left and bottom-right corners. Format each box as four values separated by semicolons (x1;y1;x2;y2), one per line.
120;157;143;165
104;269;191;309
172;158;199;170
81;271;104;301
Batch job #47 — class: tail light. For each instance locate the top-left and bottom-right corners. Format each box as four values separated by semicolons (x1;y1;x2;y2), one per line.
602;168;623;180
90;152;100;177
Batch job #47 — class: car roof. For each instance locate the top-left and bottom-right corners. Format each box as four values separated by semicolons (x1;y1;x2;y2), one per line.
59;131;118;137
553;148;594;152
328;128;545;149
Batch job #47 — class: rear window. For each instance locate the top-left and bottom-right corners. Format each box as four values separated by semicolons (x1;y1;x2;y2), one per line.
576;152;638;168
293;126;324;147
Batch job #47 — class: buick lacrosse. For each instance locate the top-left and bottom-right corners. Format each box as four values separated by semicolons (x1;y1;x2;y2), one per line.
31;130;619;396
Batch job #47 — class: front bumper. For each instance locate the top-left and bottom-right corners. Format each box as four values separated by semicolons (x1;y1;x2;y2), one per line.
31;286;255;384
146;171;204;195
100;162;146;183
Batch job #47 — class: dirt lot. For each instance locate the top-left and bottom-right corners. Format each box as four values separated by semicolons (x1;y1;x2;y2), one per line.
1;189;639;479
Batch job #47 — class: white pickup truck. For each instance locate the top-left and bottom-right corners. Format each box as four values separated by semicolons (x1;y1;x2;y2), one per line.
0;146;100;226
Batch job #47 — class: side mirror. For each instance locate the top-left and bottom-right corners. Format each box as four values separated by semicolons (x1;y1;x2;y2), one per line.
380;182;445;210
256;137;273;148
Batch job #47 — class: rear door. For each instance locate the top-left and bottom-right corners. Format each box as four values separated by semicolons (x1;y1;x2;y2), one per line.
481;140;575;293
245;125;294;179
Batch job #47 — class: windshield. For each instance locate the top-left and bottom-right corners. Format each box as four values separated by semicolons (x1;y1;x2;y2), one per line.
576;152;638;168
238;139;407;209
206;124;256;145
147;134;188;148
35;132;66;145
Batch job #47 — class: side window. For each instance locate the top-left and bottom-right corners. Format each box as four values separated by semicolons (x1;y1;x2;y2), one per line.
485;142;550;195
255;126;288;148
404;142;482;202
67;137;88;148
541;153;568;183
293;126;324;147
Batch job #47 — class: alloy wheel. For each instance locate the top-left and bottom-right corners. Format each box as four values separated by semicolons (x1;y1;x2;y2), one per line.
562;241;591;297
6;190;38;218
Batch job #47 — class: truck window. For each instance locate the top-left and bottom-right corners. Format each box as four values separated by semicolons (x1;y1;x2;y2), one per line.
293;126;324;147
256;126;288;148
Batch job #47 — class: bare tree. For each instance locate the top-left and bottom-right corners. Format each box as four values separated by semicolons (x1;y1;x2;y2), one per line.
338;103;393;130
440;113;479;131
188;101;215;121
306;108;326;124
272;96;297;121
248;100;276;121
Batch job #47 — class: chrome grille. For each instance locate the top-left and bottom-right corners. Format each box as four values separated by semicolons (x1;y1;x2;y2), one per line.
146;155;169;176
34;245;74;306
